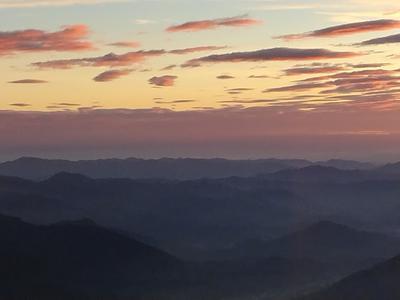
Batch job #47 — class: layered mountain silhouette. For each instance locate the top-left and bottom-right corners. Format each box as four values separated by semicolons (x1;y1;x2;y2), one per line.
226;221;400;264
379;161;400;174
0;157;377;180
1;158;400;299
301;254;400;300
0;214;352;300
1;168;400;260
263;165;400;183
0;214;180;299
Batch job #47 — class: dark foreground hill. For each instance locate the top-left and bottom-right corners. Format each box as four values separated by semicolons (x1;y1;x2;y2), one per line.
0;214;179;299
0;215;353;300
301;255;400;300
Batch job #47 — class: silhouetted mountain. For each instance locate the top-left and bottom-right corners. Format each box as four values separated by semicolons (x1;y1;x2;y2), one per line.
226;221;400;263
0;214;353;300
0;157;383;181
315;159;375;170
379;161;400;174
1;170;400;260
0;157;313;180
0;214;180;299
264;166;400;183
301;255;400;300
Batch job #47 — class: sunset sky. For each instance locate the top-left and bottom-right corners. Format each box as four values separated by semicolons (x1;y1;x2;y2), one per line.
1;0;400;161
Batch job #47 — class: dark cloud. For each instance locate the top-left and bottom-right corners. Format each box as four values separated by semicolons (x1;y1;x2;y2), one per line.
182;48;360;67
264;82;334;93
10;103;31;107
33;50;166;69
93;69;132;82
276;19;400;41
155;99;195;104
8;79;48;84
161;64;177;71
217;75;235;79
284;65;347;76
359;33;400;45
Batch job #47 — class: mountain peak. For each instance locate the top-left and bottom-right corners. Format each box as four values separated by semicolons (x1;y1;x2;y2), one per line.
45;172;92;183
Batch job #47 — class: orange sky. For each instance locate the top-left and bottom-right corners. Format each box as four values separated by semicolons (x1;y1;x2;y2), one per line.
1;0;400;160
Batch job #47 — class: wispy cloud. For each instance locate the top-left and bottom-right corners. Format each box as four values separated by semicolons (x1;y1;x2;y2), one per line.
359;33;400;45
182;48;360;67
169;46;227;55
93;69;132;82
107;41;140;48
8;79;48;84
33;46;226;69
166;15;261;32
276;19;400;40
33;50;165;69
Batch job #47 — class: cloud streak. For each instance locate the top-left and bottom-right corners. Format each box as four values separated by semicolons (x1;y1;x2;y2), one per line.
166;15;261;32
33;50;165;69
8;79;48;84
107;41;140;48
277;19;400;40
169;46;227;55
33;46;225;69
93;69;132;82
359;33;400;45
183;48;360;67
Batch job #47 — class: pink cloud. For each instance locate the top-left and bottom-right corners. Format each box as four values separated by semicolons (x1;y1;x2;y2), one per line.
93;69;132;82
182;48;360;67
284;65;347;76
32;46;225;70
264;82;334;93
33;50;166;69
149;75;177;87
0;24;93;55
108;41;141;48
276;19;400;41
166;15;261;32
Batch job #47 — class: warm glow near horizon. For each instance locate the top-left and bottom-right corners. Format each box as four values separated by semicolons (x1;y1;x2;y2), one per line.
1;0;400;161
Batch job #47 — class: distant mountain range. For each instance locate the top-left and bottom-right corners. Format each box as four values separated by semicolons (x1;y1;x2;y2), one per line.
225;221;400;264
0;157;379;180
1;167;400;259
301;254;400;300
1;158;400;299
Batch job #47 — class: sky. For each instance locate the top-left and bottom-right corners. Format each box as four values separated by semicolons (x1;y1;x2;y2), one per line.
1;0;400;161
